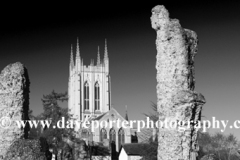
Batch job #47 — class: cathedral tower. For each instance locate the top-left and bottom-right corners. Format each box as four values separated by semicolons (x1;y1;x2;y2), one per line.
68;39;111;122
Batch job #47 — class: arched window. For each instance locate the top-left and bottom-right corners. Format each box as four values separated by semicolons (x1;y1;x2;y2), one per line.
89;132;93;141
95;82;100;110
81;129;89;139
84;82;89;110
118;128;125;149
100;128;107;142
109;128;116;143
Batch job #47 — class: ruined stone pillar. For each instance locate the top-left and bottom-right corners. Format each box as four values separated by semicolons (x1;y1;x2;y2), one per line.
0;62;30;157
151;5;206;160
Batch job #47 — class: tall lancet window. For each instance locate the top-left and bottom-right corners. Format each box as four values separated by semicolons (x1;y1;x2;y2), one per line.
100;128;107;142
95;82;100;110
84;82;89;110
118;128;125;149
109;128;116;143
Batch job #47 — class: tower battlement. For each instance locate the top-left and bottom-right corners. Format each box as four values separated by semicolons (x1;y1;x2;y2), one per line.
68;39;111;123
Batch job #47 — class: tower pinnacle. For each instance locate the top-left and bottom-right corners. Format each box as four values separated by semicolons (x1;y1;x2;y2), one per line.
125;105;129;121
75;38;81;72
70;44;74;69
97;46;101;66
76;38;80;58
104;39;108;60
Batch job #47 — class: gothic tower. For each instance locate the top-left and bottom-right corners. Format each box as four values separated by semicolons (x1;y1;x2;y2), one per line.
68;39;111;122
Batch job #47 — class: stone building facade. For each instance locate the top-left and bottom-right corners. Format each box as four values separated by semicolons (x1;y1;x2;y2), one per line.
68;39;131;152
68;39;110;121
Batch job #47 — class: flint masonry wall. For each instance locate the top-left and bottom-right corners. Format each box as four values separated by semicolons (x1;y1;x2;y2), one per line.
151;5;206;160
0;62;30;157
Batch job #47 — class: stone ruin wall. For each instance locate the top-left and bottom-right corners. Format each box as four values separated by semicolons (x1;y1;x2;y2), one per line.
151;5;206;160
0;62;30;158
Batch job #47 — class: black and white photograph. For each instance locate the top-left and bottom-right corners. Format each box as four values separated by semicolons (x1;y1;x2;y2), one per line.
0;1;239;160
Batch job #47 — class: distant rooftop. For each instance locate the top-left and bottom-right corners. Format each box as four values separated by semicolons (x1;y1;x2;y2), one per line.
120;143;149;156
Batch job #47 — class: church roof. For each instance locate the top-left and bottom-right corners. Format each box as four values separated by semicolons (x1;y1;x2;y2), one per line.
93;112;108;120
92;107;127;121
120;143;149;156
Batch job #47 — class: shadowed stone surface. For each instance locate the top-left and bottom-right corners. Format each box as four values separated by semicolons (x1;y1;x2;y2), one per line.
0;62;30;158
200;154;218;160
4;139;46;160
151;5;206;160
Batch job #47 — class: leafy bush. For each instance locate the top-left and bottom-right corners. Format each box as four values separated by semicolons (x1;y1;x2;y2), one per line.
198;132;240;160
4;139;47;160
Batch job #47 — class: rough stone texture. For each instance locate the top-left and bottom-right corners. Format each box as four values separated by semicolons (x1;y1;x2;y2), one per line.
73;139;87;160
0;62;30;158
4;139;46;160
200;154;218;160
151;5;206;160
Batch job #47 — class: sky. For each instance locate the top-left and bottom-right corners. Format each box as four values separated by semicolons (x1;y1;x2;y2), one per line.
0;2;240;139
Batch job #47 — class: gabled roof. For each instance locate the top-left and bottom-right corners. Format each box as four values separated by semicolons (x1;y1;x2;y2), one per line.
93;107;127;121
119;143;149;156
93;112;108;121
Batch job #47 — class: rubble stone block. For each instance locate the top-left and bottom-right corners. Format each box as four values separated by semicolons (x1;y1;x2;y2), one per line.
151;5;206;160
0;62;30;158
